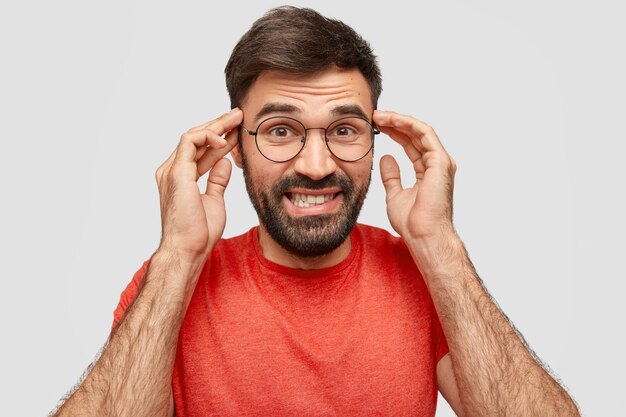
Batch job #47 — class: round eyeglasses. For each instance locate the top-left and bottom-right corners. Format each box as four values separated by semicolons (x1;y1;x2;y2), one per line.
240;116;379;163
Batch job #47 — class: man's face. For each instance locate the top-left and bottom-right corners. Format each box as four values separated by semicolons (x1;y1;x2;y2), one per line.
233;67;375;257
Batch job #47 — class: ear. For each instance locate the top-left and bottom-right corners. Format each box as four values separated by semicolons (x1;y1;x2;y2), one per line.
230;143;243;169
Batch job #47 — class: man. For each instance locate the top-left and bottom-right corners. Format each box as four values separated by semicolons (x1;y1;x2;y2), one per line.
53;6;580;417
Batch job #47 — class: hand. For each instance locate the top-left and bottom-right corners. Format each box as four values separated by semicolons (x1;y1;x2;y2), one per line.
155;108;243;265
374;110;457;244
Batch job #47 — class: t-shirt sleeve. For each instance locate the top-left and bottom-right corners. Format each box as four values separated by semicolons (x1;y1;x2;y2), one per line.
111;260;150;330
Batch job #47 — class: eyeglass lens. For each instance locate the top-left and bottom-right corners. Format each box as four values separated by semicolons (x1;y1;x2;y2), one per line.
255;117;374;162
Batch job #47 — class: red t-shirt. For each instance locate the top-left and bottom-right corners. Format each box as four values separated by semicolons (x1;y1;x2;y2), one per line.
113;224;449;416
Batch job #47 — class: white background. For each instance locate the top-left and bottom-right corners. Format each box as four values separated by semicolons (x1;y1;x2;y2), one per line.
1;1;624;415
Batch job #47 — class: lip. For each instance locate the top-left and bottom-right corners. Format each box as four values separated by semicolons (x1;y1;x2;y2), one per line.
285;187;342;196
283;189;344;216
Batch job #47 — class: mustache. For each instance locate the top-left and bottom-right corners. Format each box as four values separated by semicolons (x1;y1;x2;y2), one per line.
274;173;352;195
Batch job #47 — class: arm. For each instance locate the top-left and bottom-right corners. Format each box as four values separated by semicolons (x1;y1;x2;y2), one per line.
414;232;578;416
374;110;580;417
52;109;243;417
53;251;198;417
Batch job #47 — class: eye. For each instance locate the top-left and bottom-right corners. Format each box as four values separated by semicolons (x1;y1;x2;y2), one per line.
258;117;303;139
336;126;354;136
268;126;295;137
329;124;358;138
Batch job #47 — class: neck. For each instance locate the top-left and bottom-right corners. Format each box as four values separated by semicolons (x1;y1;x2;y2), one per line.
257;224;352;270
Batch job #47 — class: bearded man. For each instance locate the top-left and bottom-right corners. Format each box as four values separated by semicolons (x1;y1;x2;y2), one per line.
52;6;580;417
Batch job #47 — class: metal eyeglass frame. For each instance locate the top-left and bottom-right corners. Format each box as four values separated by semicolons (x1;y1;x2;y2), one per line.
240;115;380;163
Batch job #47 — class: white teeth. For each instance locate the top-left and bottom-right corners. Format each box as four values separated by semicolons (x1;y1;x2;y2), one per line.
290;192;336;207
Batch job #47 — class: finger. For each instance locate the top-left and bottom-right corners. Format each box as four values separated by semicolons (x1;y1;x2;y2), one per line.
205;157;233;199
374;110;445;154
377;124;423;163
175;108;243;163
156;147;178;186
187;109;240;162
376;124;411;147
175;128;228;162
196;130;238;178
376;125;427;180
374;110;427;152
157;109;242;184
380;154;404;201
374;110;430;134
201;108;243;137
187;108;243;133
196;128;230;162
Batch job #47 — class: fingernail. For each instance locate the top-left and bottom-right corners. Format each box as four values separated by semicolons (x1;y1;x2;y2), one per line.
229;107;239;114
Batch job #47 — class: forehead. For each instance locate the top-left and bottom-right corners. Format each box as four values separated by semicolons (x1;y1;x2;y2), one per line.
241;67;374;125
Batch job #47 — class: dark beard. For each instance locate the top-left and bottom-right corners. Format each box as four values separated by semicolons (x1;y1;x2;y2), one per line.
242;157;370;258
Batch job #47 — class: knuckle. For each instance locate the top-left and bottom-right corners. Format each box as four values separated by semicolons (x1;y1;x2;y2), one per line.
156;162;168;182
211;120;225;134
203;127;218;141
203;126;218;145
180;132;193;144
210;172;228;187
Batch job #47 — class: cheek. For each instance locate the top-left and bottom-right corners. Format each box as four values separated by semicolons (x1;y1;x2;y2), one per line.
245;161;287;193
242;139;268;172
342;159;373;185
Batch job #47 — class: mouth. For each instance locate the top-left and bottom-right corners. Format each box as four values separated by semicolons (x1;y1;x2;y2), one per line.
283;188;343;215
287;192;337;208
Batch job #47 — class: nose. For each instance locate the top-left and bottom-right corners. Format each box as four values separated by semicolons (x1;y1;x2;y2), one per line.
293;128;337;180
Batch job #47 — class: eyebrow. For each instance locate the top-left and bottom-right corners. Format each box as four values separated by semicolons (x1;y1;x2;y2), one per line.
254;103;302;123
330;104;369;120
253;102;370;124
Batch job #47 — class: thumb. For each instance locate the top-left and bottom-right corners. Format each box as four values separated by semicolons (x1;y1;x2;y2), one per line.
205;157;232;199
380;154;403;201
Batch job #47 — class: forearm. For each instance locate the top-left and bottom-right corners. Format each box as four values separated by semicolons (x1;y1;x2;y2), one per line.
408;233;579;417
54;250;203;417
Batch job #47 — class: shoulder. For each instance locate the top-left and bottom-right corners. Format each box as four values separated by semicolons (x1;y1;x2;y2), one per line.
355;223;407;251
203;227;257;273
354;223;414;265
213;227;256;252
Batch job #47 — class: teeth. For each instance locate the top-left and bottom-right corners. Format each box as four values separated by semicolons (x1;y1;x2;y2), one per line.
290;192;336;207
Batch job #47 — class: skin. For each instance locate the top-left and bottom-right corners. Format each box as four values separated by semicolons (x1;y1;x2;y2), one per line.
231;68;374;270
374;111;580;416
52;67;580;417
52;109;242;417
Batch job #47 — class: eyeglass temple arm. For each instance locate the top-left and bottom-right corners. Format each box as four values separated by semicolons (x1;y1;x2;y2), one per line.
239;124;256;135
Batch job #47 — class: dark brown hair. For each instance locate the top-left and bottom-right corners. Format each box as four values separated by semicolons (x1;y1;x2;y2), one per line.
225;6;382;109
